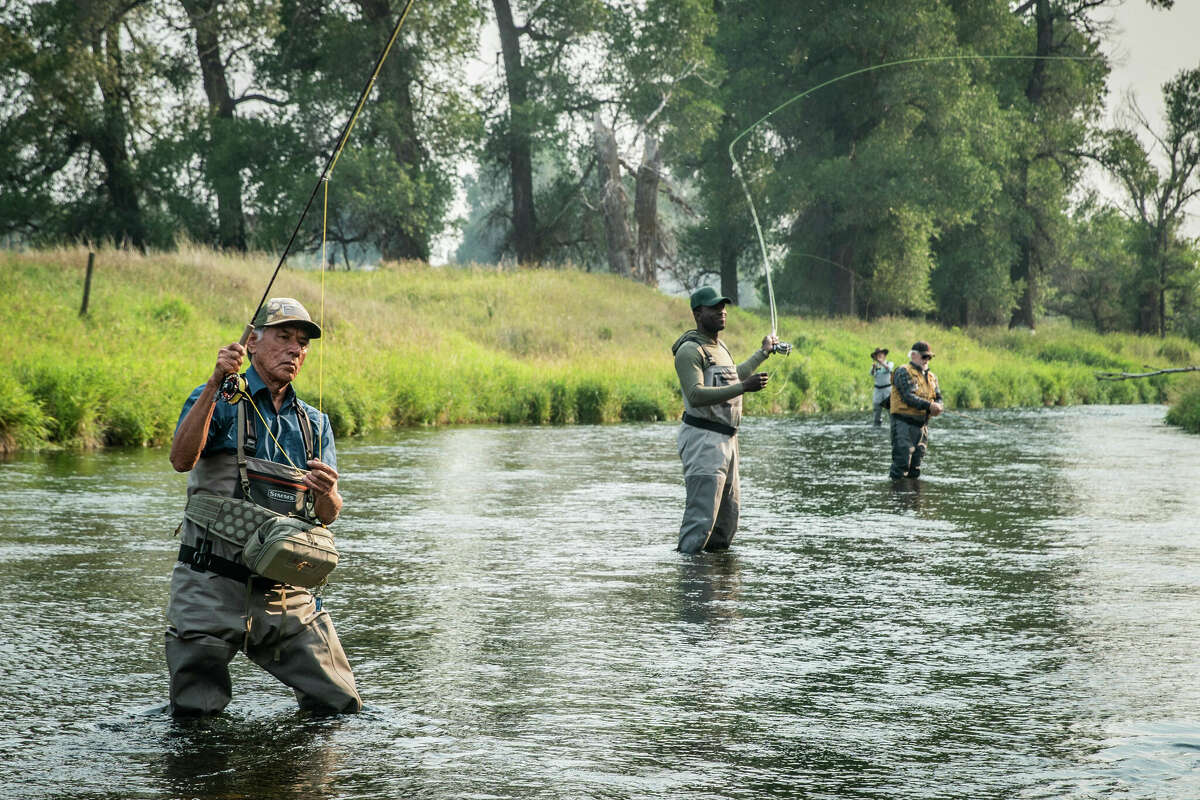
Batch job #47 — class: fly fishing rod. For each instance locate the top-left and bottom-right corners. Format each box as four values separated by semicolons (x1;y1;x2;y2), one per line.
219;0;418;404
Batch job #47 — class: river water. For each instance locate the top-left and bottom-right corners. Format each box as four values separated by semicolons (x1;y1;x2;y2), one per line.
1;405;1198;799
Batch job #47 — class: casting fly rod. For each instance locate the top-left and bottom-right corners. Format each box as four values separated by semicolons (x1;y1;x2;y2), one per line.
219;0;418;404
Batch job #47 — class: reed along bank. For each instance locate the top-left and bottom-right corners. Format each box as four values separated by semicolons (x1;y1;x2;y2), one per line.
4;247;1199;453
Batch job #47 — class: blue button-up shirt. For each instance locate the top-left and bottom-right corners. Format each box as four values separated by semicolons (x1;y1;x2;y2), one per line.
176;364;337;471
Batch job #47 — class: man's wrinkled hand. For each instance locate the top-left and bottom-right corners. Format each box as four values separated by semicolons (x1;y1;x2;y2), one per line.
211;343;245;386
304;459;339;497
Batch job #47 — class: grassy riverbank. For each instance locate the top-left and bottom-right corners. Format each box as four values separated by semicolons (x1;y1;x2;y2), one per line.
3;246;1197;452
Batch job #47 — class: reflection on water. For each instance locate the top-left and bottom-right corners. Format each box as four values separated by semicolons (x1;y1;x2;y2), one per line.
2;405;1200;798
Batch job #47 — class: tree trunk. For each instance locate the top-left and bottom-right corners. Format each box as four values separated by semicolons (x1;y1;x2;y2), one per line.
716;119;740;304
593;113;633;277
181;0;247;252
832;243;855;316
1010;239;1037;329
493;0;539;264
1009;0;1053;330
360;0;429;261
90;17;147;251
634;136;661;286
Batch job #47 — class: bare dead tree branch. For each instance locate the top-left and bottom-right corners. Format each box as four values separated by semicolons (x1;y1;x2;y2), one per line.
1095;366;1200;380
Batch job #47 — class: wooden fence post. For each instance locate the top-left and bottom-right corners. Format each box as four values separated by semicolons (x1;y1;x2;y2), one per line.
80;251;95;316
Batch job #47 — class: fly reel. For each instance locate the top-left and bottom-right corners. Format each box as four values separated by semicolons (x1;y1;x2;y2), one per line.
219;372;249;404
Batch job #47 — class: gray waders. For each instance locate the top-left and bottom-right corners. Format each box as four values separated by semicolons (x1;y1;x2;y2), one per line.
166;400;360;716
674;337;744;555
677;420;740;554
889;415;928;480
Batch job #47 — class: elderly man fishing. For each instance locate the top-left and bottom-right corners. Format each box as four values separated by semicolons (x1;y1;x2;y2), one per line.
671;287;779;554
164;297;361;716
888;340;943;480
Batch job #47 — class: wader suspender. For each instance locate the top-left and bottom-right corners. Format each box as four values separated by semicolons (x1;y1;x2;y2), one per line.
233;395;319;656
696;339;734;370
236;395;318;518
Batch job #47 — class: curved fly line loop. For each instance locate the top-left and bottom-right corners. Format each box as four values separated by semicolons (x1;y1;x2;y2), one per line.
728;53;1099;338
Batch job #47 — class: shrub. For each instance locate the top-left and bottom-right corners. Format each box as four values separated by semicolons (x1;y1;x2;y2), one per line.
575;380;614;424
948;373;982;409
104;393;166;446
1034;342;1118;368
22;364;105;447
498;383;552;424
1157;340;1193;364
1101;378;1138;405
620;389;668;422
321;394;357;437
150;297;194;324
1166;386;1200;433
788;364;811;395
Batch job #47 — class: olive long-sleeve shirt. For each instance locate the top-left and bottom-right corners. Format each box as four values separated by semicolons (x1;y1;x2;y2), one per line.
672;331;767;408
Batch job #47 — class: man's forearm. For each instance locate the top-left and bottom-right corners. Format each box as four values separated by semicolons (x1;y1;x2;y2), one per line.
169;382;219;472
736;349;767;380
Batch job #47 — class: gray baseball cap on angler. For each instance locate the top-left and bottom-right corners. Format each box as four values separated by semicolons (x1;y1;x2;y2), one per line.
690;286;733;309
252;297;322;339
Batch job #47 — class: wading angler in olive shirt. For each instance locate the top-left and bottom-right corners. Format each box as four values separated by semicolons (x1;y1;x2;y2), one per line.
671;287;778;554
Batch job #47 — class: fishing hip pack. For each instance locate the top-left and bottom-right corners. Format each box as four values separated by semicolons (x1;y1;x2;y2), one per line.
184;490;338;588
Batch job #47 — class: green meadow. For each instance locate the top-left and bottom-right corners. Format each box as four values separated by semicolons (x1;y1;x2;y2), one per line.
3;246;1199;453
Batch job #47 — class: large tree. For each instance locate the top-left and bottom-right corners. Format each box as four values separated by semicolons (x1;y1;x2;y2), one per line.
0;0;166;249
258;0;482;262
1099;66;1200;336
176;0;272;251
762;1;1009;318
471;0;718;273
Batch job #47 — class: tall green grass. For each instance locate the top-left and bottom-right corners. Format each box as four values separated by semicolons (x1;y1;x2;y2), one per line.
2;245;1196;452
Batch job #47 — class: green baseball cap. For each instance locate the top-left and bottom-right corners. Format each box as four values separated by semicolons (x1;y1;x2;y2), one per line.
689;286;732;309
252;297;321;339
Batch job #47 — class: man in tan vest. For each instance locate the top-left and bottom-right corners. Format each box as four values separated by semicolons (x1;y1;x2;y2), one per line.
671;287;779;553
888;340;943;480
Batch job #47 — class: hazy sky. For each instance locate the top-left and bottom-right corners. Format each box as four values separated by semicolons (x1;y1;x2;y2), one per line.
1098;1;1200;232
1102;0;1200;126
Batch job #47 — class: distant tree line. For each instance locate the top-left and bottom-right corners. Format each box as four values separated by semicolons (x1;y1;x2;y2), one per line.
1;0;1198;339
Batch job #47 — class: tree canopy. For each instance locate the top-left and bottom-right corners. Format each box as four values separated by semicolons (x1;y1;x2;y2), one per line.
1;0;1197;339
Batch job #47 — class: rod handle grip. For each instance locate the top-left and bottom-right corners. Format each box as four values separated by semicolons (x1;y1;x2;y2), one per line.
237;323;254;347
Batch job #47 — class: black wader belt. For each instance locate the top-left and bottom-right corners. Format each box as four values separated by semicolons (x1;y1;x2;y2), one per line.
893;413;928;426
178;543;279;590
682;413;737;437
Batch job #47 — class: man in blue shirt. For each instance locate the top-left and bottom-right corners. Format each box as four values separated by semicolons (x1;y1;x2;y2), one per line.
165;297;361;716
